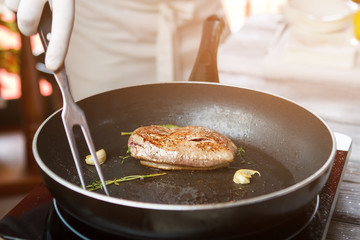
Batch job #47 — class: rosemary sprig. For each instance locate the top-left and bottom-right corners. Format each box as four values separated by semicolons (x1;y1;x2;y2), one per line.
121;132;133;136
119;155;131;164
237;146;248;163
237;146;245;157
160;124;180;129
86;173;167;191
119;146;131;164
120;124;180;136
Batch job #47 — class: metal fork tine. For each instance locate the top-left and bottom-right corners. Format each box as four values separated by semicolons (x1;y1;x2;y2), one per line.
53;69;110;196
81;121;110;196
62;123;86;189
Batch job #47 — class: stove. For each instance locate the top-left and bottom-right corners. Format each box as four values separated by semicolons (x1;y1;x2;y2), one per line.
0;133;351;240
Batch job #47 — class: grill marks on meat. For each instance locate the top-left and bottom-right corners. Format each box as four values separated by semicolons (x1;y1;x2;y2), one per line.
128;125;237;170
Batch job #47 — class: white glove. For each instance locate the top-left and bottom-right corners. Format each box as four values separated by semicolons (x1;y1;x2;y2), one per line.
5;0;75;72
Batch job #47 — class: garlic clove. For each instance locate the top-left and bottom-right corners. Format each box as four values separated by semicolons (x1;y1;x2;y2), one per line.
233;169;260;184
85;149;106;165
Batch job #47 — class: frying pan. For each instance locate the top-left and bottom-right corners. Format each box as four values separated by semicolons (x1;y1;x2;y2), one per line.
33;13;335;239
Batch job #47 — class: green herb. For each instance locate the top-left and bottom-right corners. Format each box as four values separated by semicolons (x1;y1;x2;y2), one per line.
86;173;167;191
119;155;131;164
119;154;131;160
161;124;180;129
237;146;248;163
237;146;245;157
119;146;131;164
121;132;133;136
121;124;180;136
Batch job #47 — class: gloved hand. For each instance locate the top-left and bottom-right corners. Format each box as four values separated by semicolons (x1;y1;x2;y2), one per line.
5;0;75;72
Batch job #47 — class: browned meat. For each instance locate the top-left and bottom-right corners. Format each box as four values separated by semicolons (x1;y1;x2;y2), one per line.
128;125;237;170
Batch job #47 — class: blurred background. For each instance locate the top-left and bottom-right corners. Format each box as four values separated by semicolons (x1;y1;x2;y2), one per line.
0;0;293;218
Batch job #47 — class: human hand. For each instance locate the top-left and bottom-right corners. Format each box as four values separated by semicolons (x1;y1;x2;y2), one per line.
5;0;75;72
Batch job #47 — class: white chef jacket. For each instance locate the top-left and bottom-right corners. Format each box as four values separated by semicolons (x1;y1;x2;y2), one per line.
65;0;228;100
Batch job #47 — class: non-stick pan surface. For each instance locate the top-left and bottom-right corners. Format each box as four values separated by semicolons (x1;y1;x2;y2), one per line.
34;82;335;239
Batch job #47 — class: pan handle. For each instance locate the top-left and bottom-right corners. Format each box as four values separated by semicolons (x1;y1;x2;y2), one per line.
188;15;225;83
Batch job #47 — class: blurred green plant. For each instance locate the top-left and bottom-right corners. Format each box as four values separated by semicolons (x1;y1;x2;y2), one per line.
0;16;20;74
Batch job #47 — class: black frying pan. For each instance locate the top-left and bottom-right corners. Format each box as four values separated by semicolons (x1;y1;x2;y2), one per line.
33;5;336;240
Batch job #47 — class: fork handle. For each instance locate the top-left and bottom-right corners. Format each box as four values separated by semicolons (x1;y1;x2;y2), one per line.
38;2;52;51
38;2;74;105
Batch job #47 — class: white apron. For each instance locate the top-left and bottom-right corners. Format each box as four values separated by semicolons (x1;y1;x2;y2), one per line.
65;0;227;100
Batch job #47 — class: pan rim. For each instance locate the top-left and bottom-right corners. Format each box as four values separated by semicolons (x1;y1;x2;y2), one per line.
32;82;336;211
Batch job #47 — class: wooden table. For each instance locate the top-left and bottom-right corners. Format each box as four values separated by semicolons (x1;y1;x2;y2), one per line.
218;14;360;239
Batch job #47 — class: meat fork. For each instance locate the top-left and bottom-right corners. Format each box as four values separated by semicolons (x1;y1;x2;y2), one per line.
38;4;109;195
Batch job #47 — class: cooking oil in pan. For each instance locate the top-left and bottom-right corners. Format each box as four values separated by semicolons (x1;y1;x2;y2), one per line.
98;143;295;205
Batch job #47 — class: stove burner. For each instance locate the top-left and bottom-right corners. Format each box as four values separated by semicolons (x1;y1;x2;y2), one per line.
45;199;122;240
52;199;89;240
289;195;320;239
49;196;320;240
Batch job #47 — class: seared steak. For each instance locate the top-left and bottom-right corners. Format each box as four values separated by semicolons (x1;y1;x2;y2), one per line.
128;125;237;170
